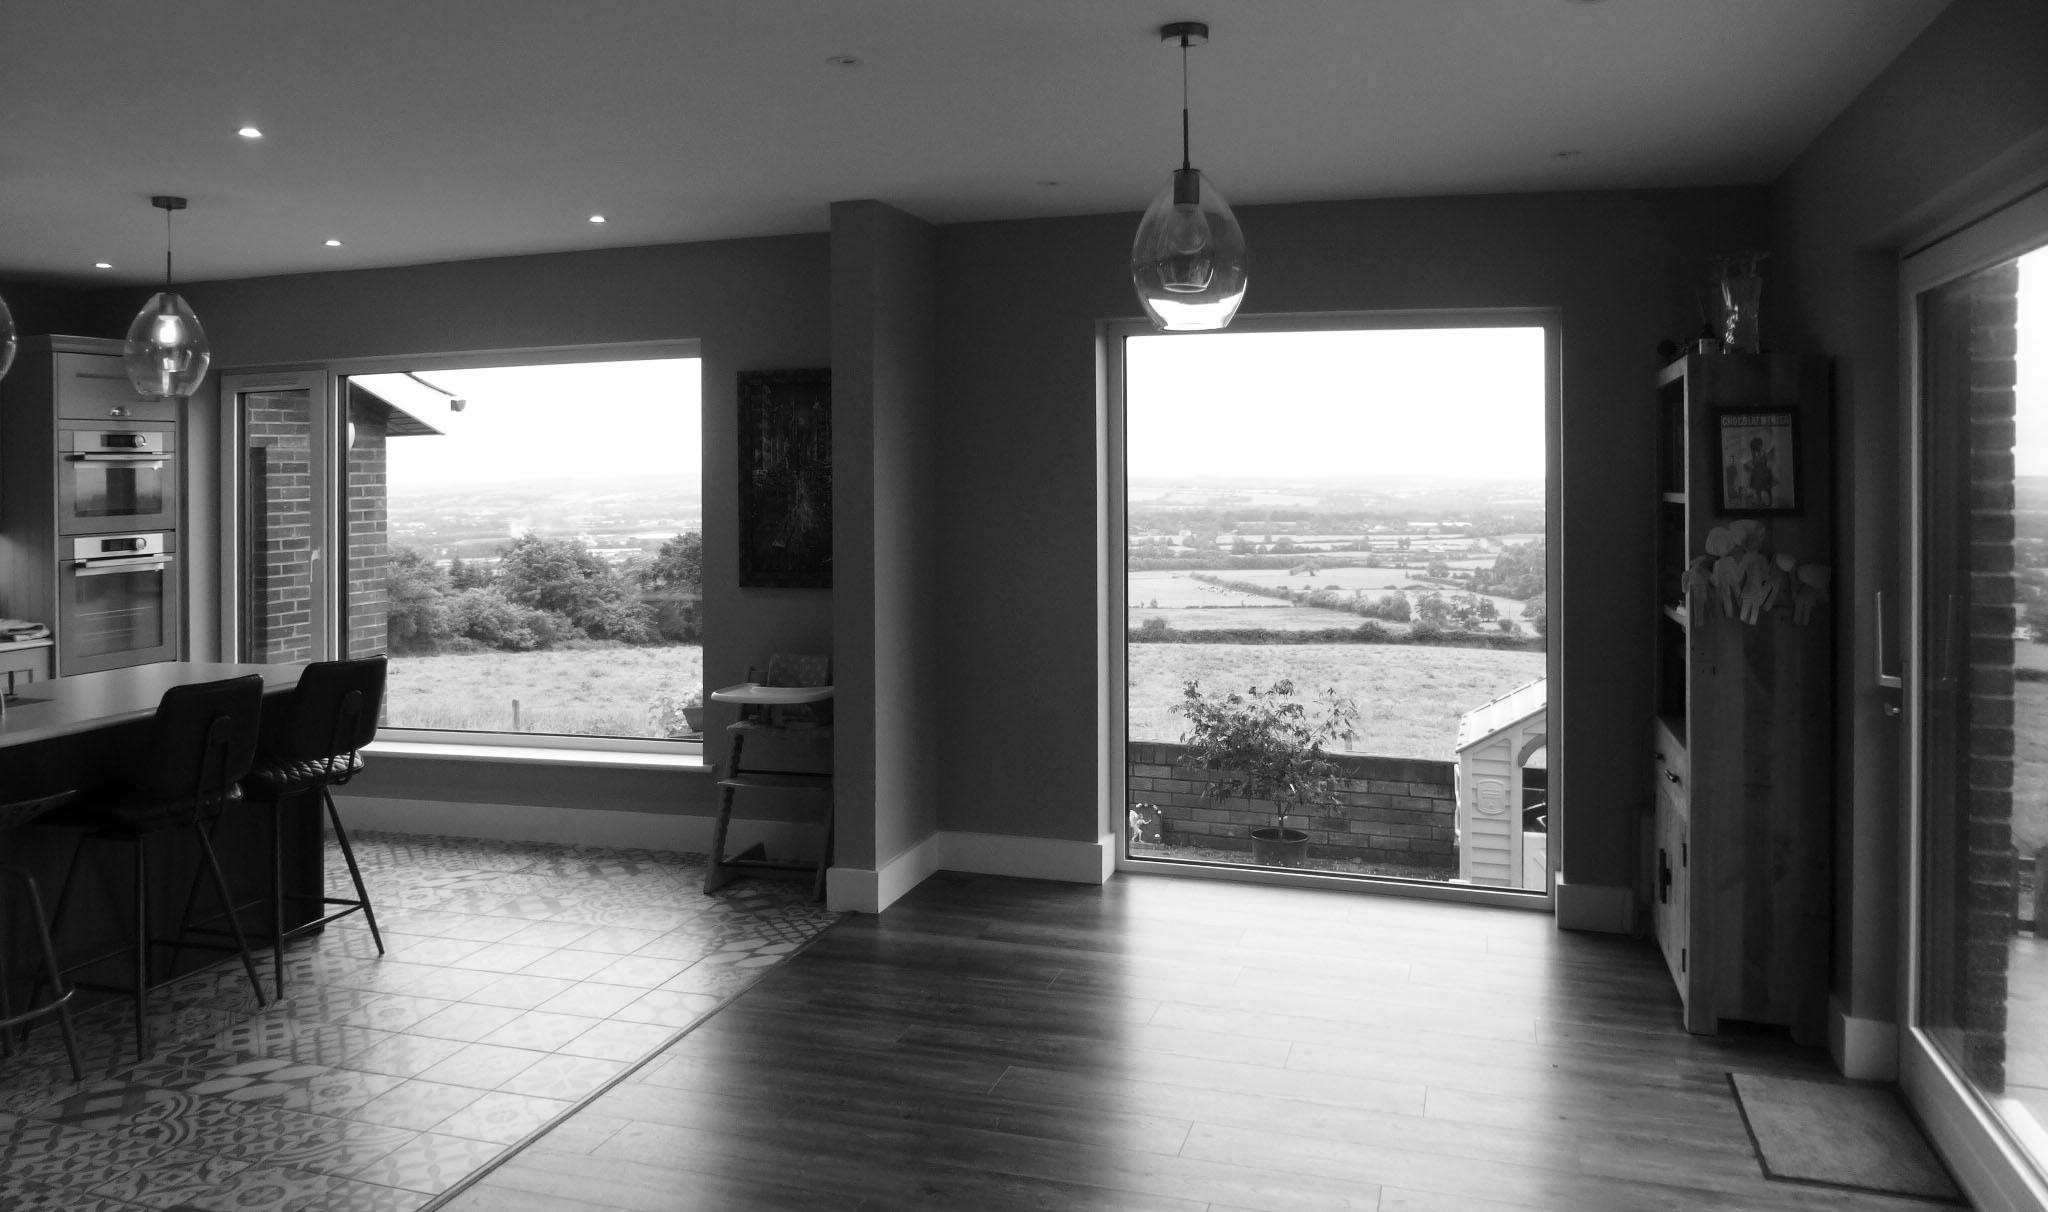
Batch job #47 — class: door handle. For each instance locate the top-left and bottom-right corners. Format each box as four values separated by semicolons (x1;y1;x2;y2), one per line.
1659;849;1672;904
1875;590;1903;690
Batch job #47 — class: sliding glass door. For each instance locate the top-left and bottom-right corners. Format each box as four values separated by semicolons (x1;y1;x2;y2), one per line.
1904;217;2048;1209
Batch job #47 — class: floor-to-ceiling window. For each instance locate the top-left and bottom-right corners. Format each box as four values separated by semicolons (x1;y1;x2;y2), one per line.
221;347;703;748
1112;313;1556;901
1903;205;2048;1209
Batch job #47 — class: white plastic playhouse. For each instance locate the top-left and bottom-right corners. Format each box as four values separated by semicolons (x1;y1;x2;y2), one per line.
1454;676;1548;890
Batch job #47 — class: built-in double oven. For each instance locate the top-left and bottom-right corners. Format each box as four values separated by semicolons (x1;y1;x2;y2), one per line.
54;422;181;672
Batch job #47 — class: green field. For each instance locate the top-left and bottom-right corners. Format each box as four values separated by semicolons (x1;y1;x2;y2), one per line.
1127;569;1535;637
1129;642;1546;762
387;645;704;737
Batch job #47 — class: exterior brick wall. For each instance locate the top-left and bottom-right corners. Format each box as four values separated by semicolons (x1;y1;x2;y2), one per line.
1959;260;2020;1090
1128;741;1457;870
345;403;390;659
244;393;316;664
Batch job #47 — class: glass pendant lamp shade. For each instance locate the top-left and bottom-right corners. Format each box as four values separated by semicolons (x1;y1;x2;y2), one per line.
123;290;210;399
0;290;17;383
1130;21;1247;332
1131;166;1247;331
124;194;209;399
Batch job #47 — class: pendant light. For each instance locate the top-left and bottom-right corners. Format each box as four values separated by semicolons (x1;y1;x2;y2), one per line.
123;195;210;399
1130;21;1247;332
0;289;16;383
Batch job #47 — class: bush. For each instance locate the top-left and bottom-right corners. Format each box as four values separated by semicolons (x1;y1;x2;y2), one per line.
445;588;571;652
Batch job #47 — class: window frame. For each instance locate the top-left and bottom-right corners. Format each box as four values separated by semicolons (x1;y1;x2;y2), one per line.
1103;307;1562;909
218;339;706;758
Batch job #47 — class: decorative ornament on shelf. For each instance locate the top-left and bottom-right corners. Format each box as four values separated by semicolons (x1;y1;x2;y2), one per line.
1688;519;1825;626
1131;21;1248;332
122;195;210;400
1711;250;1767;354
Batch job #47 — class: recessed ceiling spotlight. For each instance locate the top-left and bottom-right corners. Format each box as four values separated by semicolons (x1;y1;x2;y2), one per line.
825;54;859;66
588;214;607;224
94;261;113;270
324;238;343;247
1037;180;1062;188
237;125;263;139
1551;149;1583;159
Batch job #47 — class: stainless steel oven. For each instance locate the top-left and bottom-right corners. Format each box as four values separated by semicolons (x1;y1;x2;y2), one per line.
57;426;180;535
57;532;180;673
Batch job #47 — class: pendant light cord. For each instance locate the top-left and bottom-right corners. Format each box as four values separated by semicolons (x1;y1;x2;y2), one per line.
163;205;174;288
1179;35;1192;173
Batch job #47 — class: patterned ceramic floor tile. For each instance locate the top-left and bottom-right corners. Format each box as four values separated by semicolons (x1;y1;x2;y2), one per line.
477;1010;602;1052
339;1034;466;1082
405;1001;525;1043
512;949;618;982
612;988;721;1029
87;1144;250;1203
534;981;646;1019
349;1080;485;1132
443;942;555;973
554;1018;680;1062
429;1089;572;1146
494;1052;626;1102
8;832;841;1211
414;1042;548;1090
465;973;578;1010
585;954;692;989
346;1131;503;1194
136;1160;341;1211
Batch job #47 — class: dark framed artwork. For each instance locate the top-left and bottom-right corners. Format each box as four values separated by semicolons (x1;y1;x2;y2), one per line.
737;368;832;588
1711;406;1799;514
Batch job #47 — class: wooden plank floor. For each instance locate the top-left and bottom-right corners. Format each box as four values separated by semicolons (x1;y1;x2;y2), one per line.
441;872;1954;1212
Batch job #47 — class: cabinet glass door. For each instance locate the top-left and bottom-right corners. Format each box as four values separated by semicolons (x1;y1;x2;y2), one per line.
1905;238;2048;1208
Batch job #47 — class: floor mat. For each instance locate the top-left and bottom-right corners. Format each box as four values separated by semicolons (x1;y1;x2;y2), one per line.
1729;1072;1964;1203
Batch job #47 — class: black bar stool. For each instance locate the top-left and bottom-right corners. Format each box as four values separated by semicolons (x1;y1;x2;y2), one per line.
0;790;84;1082
241;655;387;998
42;674;269;1061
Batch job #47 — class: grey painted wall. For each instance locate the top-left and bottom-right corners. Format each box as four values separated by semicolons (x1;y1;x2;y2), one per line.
91;235;835;817
831;200;942;871
1774;0;2048;1030
931;189;1771;897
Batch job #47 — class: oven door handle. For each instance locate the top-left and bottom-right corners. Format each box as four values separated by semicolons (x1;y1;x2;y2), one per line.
65;453;167;464
72;555;174;576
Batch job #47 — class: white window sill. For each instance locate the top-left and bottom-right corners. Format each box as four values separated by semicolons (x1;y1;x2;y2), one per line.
365;739;710;772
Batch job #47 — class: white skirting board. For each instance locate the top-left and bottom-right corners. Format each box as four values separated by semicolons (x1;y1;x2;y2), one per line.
333;794;814;858
826;829;1116;914
1831;994;1900;1080
1553;873;1636;935
334;794;1109;916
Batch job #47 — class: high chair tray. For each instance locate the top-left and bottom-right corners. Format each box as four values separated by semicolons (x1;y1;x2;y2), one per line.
709;682;834;705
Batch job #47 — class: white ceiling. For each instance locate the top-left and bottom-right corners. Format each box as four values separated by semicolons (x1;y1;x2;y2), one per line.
0;0;1949;287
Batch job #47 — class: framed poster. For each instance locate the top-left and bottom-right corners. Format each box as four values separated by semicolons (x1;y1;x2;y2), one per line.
737;368;832;588
1711;407;1799;514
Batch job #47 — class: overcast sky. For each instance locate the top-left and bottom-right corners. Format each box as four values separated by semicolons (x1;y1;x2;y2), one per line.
1125;326;1547;482
364;359;699;488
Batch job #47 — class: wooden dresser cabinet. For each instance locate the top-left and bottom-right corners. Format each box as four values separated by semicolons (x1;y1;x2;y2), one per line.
1650;352;1832;1041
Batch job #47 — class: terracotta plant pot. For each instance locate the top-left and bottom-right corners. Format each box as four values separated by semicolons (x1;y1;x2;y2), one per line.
1250;826;1310;867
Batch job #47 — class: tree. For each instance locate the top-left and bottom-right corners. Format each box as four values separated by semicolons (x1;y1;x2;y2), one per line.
386;547;450;653
495;532;657;642
646;531;704;595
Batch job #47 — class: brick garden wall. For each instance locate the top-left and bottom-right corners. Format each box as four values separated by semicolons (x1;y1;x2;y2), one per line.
1128;741;1458;870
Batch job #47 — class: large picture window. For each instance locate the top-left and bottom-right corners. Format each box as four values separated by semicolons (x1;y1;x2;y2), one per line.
227;351;704;746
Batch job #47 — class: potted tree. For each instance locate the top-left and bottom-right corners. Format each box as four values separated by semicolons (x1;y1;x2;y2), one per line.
1175;678;1360;867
